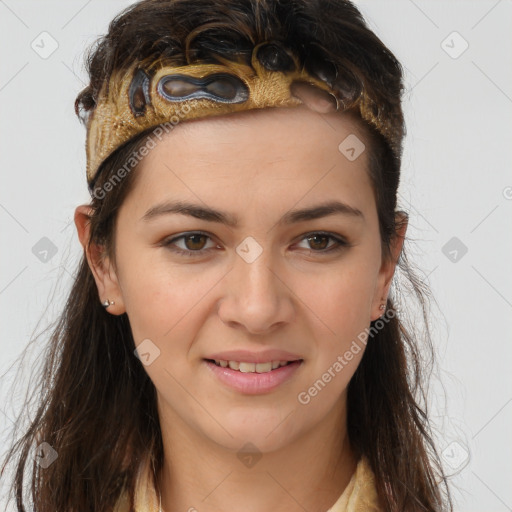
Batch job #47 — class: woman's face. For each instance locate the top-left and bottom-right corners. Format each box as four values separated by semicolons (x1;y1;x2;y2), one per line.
90;106;399;452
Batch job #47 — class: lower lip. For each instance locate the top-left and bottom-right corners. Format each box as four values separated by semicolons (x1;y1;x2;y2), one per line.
204;360;303;395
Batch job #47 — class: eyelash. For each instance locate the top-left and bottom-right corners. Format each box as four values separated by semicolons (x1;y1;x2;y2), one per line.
160;231;350;257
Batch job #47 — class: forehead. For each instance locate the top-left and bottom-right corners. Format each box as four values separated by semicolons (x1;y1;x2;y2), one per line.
173;104;364;140
141;105;368;169
122;105;375;220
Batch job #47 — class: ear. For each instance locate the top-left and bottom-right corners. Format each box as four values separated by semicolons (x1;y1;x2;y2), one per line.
370;212;408;321
74;204;126;315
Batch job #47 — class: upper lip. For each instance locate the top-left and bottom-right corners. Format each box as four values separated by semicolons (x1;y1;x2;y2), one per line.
205;349;303;364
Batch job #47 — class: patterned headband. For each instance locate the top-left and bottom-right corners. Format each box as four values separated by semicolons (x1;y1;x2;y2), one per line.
85;41;395;186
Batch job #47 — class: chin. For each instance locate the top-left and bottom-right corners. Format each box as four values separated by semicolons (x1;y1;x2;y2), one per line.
202;409;302;453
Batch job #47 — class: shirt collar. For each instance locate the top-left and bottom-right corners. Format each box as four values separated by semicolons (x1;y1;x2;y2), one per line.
114;453;381;511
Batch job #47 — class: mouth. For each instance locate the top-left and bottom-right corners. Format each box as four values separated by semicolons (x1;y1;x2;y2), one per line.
203;358;304;394
204;358;302;374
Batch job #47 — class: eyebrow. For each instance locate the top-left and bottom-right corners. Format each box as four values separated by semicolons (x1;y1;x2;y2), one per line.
140;199;364;226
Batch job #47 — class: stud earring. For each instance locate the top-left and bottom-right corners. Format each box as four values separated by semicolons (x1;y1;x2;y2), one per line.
102;299;115;308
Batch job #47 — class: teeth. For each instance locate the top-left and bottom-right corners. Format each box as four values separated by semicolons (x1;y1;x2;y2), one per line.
213;359;292;373
228;361;240;370
255;362;272;373
239;362;255;373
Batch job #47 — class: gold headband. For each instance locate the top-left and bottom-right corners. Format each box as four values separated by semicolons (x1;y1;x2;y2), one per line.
85;41;392;186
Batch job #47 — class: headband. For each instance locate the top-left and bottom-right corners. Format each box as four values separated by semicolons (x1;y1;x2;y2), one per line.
85;41;395;187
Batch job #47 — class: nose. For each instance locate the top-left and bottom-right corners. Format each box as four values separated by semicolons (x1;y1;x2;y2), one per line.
217;247;295;335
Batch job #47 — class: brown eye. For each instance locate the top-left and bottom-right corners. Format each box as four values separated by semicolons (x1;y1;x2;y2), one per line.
306;234;330;251
183;234;208;251
296;233;348;255
161;232;217;257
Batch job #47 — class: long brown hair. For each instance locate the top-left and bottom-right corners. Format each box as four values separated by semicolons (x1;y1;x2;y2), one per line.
1;1;452;510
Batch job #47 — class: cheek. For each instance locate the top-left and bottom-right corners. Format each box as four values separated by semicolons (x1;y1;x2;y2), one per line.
121;267;206;341
302;255;380;334
116;241;225;358
121;263;215;399
295;252;380;385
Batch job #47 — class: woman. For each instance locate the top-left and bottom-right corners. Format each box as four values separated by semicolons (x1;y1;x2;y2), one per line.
1;0;452;510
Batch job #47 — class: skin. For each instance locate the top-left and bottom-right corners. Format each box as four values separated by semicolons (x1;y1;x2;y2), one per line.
75;105;406;512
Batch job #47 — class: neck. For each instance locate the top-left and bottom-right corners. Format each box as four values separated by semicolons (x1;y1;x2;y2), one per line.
156;395;358;512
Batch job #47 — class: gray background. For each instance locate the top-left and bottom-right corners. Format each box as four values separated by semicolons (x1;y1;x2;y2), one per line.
1;1;511;510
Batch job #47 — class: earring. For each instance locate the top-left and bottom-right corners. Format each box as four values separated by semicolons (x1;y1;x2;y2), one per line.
379;302;386;311
102;299;115;308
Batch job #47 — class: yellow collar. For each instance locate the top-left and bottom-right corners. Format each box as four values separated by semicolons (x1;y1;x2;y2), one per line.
114;454;381;512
